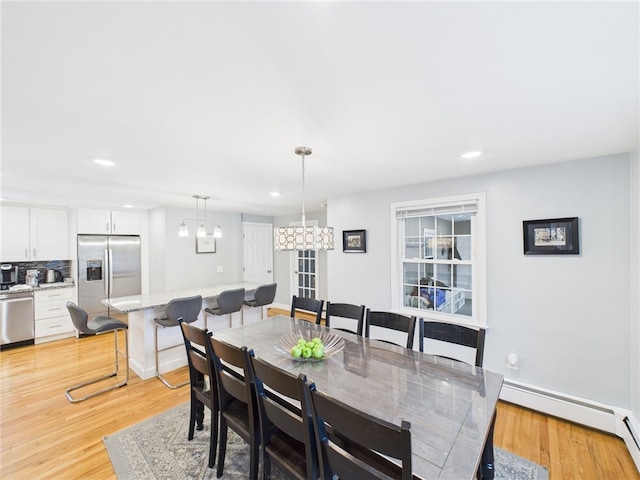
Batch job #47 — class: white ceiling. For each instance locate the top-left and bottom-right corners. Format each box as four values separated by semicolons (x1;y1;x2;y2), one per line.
1;1;638;216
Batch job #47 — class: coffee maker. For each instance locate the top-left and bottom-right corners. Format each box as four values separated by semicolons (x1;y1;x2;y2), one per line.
1;264;18;290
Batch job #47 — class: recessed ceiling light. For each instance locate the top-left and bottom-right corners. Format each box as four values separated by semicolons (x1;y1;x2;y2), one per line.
270;191;282;197
461;151;482;159
93;158;116;167
123;204;133;209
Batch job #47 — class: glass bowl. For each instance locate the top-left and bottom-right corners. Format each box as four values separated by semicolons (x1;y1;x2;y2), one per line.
274;330;346;362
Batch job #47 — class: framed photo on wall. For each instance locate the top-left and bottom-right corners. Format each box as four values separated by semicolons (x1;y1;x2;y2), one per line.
343;229;367;253
523;217;579;255
196;234;216;254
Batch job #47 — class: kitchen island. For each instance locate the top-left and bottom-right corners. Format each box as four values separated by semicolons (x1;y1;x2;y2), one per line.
103;281;262;380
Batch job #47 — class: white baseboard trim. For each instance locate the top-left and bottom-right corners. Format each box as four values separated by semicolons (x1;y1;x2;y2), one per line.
500;379;640;473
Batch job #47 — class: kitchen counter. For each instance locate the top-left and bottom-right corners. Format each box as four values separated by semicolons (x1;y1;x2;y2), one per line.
102;281;267;380
102;282;258;313
4;282;75;294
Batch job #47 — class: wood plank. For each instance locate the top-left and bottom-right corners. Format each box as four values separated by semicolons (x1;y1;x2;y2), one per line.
0;308;637;479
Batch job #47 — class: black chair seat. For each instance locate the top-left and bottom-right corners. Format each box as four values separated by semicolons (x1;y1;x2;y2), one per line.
265;432;308;477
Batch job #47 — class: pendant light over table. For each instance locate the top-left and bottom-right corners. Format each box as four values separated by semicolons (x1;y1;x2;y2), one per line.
274;147;334;251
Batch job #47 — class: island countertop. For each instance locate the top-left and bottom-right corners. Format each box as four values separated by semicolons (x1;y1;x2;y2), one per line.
102;281;261;313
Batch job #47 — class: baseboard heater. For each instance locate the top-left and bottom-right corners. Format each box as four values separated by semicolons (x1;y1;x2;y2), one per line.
500;378;640;474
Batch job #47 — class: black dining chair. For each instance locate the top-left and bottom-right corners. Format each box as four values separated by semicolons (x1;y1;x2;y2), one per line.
64;301;129;403
305;380;413;480
243;283;277;321
290;295;324;325
154;295;203;388
418;320;486;367
364;309;416;349
325;302;365;336
250;356;318;480
417;319;492;478
205;288;245;328
178;321;218;468
210;336;260;480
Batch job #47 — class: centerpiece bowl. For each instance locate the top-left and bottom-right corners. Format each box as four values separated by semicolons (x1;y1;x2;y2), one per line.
274;330;346;362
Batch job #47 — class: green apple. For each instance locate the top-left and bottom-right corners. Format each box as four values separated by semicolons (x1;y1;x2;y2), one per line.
290;346;302;358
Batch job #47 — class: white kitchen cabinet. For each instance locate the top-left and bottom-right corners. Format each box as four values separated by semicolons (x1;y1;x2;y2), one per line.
34;287;75;343
77;208;140;235
0;206;69;261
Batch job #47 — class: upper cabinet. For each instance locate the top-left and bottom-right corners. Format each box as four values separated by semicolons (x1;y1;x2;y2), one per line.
0;206;70;261
77;208;140;235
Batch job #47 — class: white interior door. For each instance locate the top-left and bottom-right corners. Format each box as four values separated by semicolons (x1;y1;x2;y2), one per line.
242;222;273;284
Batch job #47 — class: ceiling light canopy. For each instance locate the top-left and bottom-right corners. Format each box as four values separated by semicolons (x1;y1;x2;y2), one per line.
274;147;334;251
178;195;223;239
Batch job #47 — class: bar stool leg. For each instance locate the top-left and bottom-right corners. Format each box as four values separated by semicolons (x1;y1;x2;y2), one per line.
65;328;129;403
155;324;189;389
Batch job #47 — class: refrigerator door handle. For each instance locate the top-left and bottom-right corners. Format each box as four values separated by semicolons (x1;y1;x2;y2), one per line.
104;249;109;297
108;248;114;298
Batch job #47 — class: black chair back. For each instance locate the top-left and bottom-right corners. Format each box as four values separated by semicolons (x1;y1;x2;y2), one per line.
291;295;324;324
306;381;412;480
210;336;260;480
251;356;318;479
419;320;486;367
365;310;416;349
325;302;365;335
179;321;218;467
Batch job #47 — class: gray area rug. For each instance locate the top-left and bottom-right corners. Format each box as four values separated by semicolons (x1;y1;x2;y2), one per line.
104;403;548;480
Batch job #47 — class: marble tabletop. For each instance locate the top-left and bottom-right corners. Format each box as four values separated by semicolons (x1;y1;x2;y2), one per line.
102;281;260;313
213;315;504;480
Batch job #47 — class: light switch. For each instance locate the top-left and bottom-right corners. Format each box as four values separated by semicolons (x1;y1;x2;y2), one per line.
217;266;224;273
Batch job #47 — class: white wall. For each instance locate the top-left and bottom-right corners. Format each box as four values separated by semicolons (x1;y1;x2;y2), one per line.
148;207;243;292
327;154;633;409
631;146;639;421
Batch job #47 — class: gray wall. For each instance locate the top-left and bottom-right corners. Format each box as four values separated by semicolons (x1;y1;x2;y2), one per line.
327;153;633;409
149;207;243;292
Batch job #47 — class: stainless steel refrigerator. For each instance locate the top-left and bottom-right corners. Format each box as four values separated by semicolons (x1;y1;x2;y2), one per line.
77;235;141;317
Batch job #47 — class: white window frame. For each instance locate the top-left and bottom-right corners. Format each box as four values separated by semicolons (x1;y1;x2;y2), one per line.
390;192;487;328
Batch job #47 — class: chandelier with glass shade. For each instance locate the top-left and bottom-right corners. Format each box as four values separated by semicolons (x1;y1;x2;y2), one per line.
178;195;222;238
274;147;334;251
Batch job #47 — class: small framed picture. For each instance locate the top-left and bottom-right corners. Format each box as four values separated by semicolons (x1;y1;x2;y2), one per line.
343;229;367;253
196;234;216;254
523;217;579;255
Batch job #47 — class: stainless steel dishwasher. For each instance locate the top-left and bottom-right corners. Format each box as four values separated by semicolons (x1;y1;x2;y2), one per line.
0;291;35;349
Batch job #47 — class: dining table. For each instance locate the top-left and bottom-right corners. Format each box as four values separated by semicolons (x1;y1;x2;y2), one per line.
212;314;504;480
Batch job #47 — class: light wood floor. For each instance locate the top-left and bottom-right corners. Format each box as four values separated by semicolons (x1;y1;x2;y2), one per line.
1;310;638;480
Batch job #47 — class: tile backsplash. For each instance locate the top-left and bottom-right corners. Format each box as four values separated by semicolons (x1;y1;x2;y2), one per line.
6;260;72;284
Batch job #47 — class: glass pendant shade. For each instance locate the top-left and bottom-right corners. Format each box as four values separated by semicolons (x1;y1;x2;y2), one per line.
178;195;222;238
274;225;334;251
